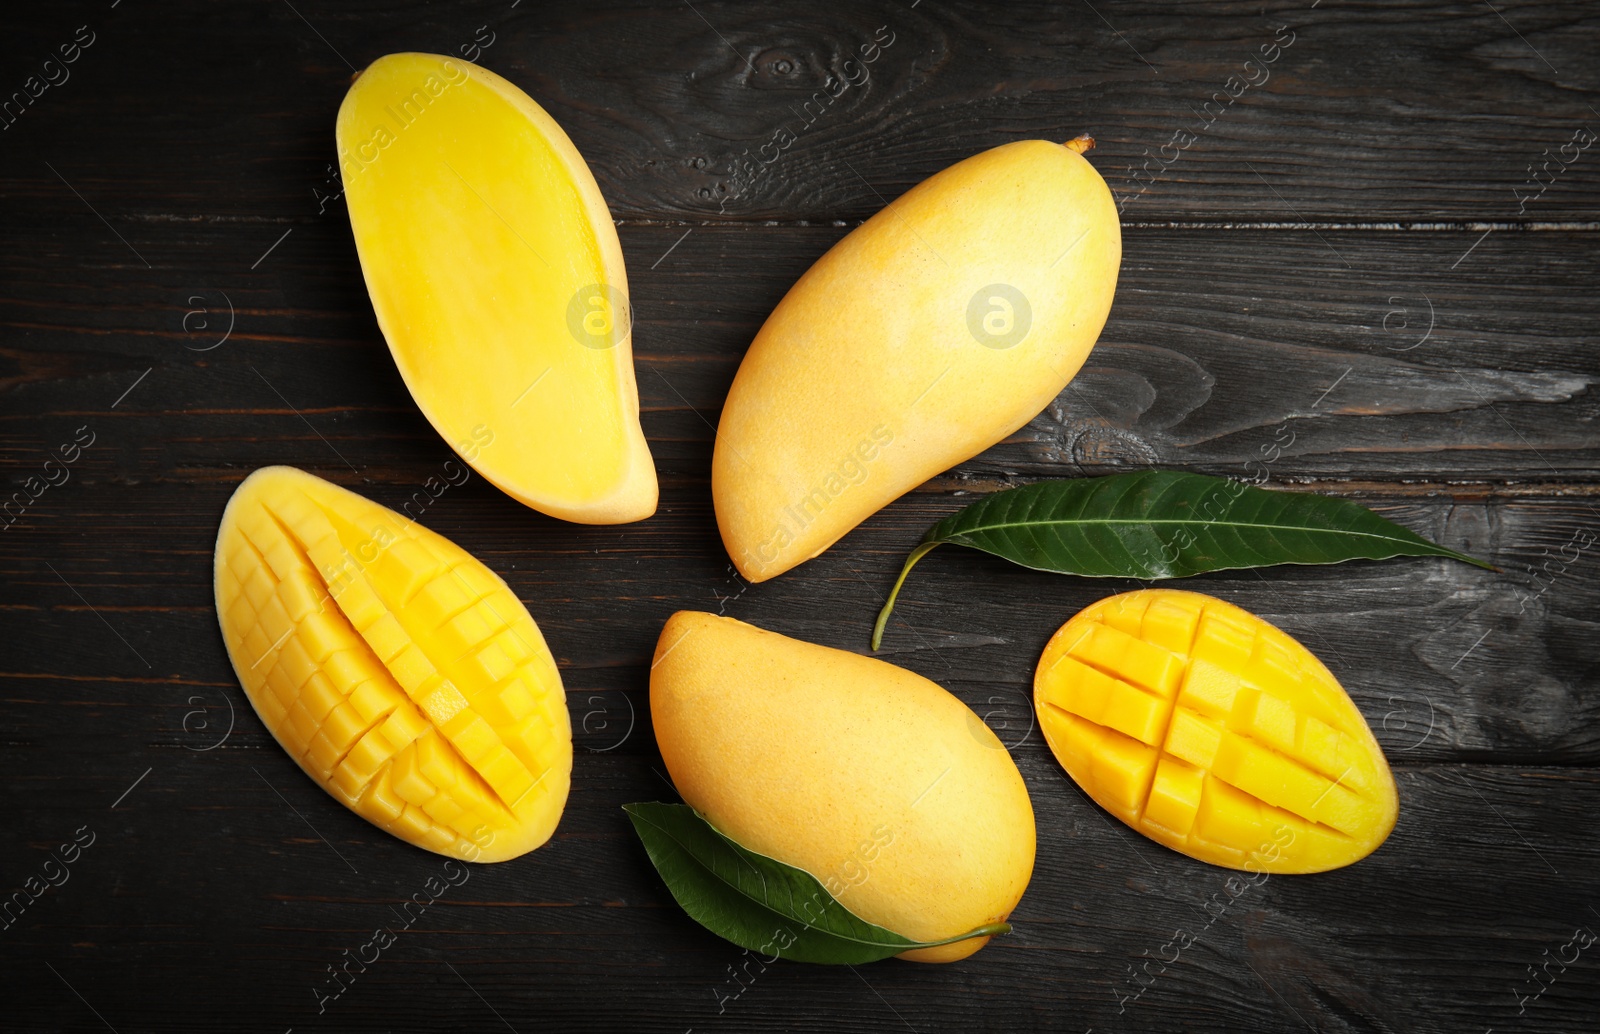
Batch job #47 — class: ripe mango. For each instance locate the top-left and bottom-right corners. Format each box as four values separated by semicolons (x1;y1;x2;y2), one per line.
338;53;656;524
649;611;1035;962
1035;589;1398;873
713;138;1120;581
214;466;571;862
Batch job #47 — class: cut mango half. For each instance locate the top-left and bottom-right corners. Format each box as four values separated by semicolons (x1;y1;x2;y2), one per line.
338;52;656;524
1035;589;1398;873
214;466;572;862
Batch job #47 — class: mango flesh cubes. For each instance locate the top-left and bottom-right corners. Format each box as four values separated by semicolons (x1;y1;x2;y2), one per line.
214;466;571;862
339;53;656;524
713;138;1120;582
1035;589;1397;873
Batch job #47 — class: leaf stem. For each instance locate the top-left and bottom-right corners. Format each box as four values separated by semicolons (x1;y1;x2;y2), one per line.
871;540;942;651
917;921;1013;949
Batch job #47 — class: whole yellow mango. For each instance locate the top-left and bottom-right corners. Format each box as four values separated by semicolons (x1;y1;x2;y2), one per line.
215;466;571;862
713;138;1120;581
1035;589;1398;873
339;53;656;524
649;611;1035;962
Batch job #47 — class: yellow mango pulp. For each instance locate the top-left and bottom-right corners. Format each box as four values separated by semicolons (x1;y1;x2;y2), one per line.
713;139;1120;582
339;53;656;524
214;466;571;862
651;611;1035;962
1035;590;1397;873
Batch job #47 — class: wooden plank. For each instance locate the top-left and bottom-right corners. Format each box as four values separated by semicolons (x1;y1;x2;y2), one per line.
2;480;1596;763
2;0;1596;225
2;224;1596;484
1;1;1596;1030
4;751;1595;1033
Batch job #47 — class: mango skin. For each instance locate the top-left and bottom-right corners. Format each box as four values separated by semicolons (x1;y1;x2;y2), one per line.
649;611;1035;962
214;466;572;862
1035;589;1399;873
713;139;1121;581
339;53;656;524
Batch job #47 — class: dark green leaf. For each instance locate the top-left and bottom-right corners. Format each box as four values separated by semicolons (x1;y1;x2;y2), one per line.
872;470;1493;649
623;802;1009;964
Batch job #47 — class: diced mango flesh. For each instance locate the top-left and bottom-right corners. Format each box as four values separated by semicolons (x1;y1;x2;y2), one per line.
338;52;656;524
214;466;571;862
1035;589;1398;873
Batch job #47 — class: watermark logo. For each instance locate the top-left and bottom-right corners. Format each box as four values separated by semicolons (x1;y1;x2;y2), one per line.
967;688;1034;750
2;425;93;532
1382;693;1437;752
711;824;894;1014
1513;924;1595;1017
1515;527;1594;615
1117;23;1296;211
718;25;898;214
1381;292;1435;352
182;689;235;752
1515;125;1595;214
966;283;1031;349
181;290;234;351
312;834;485;1015
338;59;469;180
577;690;635;753
1114;825;1294;1014
565;283;631;350
1;825;94;932
1;24;95;133
746;426;893;568
457;24;496;64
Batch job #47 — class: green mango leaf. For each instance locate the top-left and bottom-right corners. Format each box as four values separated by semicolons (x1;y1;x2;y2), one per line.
872;470;1493;650
623;802;1009;964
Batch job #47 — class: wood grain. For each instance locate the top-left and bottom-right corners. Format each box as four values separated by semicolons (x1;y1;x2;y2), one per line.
1;1;1596;1031
3;1;1598;224
4;753;1595;1033
2;225;1597;485
4;482;1596;763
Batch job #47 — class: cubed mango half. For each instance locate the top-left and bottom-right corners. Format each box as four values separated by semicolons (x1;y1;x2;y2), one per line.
214;466;571;862
1035;589;1398;873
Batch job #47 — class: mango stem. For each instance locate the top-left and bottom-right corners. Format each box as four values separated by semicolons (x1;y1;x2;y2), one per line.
871;541;942;651
1063;134;1095;154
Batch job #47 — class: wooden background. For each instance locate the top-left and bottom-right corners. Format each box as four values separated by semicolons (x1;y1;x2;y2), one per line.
3;1;1597;1031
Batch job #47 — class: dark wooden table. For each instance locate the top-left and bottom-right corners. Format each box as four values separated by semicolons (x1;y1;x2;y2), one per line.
4;2;1598;1031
